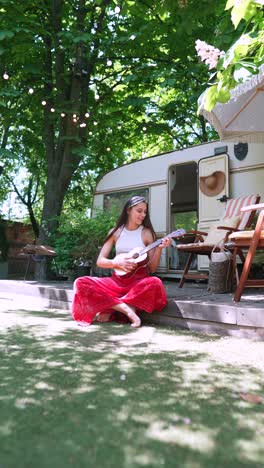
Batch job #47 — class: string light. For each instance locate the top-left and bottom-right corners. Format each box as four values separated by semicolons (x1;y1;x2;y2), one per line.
107;60;112;66
143;126;147;131
1;74;129;138
115;6;120;14
107;147;111;151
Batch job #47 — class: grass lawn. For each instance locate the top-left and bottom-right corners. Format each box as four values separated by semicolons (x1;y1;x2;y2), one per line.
1;307;264;468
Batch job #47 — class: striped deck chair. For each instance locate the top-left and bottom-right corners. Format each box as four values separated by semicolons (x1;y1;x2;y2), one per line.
227;202;264;302
176;194;261;288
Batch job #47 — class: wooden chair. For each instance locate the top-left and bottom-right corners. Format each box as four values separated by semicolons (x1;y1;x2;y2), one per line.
227;203;264;302
176;195;261;288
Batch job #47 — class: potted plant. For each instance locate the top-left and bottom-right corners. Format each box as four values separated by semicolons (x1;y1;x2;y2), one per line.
0;220;9;279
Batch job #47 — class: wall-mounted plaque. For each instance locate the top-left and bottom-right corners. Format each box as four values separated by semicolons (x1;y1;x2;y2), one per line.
234;143;248;161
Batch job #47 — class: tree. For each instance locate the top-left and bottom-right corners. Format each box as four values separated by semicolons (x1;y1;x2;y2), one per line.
0;0;225;247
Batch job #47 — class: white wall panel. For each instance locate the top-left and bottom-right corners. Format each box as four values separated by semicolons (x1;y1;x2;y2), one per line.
149;185;167;233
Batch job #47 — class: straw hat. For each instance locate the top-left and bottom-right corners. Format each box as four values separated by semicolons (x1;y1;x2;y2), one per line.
199;171;226;197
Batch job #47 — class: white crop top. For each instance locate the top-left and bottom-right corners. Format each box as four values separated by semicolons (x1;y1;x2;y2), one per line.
115;225;146;255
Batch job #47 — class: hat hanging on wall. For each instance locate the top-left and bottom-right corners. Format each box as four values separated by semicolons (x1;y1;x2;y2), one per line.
199;171;226;197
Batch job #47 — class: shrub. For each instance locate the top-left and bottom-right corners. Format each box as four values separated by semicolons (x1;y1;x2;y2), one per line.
53;209;118;275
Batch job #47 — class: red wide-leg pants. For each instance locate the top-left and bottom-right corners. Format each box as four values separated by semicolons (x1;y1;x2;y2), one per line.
72;267;167;326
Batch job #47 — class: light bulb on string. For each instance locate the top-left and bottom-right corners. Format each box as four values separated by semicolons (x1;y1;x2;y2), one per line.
61;113;66;117
50;108;55;112
93;121;98;126
107;147;111;151
89;131;93;135
42;100;47;106
85;112;90;118
28;88;34;94
115;6;120;14
3;72;9;80
143;126;147;131
107;60;112;66
80;122;86;128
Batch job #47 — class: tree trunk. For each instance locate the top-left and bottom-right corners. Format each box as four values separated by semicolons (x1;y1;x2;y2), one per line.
35;0;110;280
38;155;80;243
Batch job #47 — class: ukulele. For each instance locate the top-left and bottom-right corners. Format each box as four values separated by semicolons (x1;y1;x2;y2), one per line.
113;229;186;278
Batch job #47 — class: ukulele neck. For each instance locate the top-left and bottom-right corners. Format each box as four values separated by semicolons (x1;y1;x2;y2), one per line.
138;229;185;256
140;236;168;255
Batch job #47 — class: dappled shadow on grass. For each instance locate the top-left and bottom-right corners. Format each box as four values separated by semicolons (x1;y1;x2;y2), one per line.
0;309;264;468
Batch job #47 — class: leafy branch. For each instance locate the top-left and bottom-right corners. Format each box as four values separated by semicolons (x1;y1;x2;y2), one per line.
197;0;264;111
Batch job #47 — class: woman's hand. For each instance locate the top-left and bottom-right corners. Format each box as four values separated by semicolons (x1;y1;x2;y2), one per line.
113;256;137;273
158;237;172;249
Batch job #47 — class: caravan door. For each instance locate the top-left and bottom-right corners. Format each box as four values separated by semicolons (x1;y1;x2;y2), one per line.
198;153;229;269
198;153;229;224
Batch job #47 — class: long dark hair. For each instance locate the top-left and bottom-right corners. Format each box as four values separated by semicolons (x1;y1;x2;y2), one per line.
103;195;156;244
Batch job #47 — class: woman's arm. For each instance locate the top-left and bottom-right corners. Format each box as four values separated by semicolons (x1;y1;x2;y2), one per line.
96;235;116;269
96;231;139;273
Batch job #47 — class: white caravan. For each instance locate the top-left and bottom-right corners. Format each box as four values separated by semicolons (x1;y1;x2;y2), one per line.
93;140;264;276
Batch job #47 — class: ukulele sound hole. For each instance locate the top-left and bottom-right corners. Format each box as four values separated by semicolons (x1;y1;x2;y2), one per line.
132;253;140;259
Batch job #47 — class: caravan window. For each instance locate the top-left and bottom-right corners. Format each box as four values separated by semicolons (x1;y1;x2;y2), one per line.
104;189;149;213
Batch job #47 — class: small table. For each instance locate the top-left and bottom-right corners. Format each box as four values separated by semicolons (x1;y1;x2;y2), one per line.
23;244;56;279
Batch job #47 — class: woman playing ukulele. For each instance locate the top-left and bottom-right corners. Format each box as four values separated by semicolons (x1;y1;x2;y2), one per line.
72;195;172;328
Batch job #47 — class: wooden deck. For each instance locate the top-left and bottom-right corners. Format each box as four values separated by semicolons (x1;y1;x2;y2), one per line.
0;279;263;339
142;281;264;339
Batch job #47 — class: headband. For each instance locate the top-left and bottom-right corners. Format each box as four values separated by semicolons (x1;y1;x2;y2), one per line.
128;196;146;208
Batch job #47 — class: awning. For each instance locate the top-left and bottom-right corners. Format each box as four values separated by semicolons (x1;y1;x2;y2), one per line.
198;64;264;143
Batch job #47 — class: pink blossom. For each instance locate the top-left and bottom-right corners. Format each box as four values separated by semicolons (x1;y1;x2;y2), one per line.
195;39;225;70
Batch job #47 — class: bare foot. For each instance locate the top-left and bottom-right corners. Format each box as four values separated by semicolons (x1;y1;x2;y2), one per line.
127;310;141;328
96;312;112;323
112;303;141;328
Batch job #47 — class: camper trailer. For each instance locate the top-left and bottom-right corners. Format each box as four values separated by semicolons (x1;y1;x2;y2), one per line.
93;140;264;276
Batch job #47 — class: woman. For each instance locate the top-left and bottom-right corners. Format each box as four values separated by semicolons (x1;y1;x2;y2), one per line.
72;195;172;328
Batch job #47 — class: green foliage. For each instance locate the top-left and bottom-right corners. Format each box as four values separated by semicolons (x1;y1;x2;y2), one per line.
52;209;118;274
174;211;198;231
203;0;264;111
225;0;259;29
0;0;225;237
